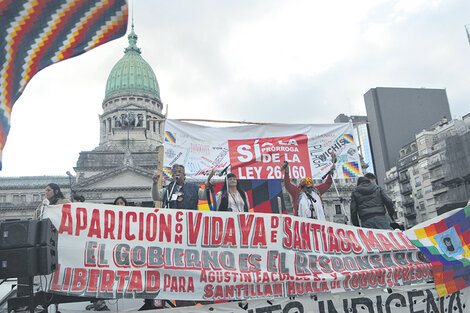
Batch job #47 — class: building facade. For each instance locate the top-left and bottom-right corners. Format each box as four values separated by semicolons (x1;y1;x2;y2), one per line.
384;114;470;228
364;87;452;185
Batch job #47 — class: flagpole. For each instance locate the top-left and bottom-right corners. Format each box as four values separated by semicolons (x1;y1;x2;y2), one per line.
148;118;271;125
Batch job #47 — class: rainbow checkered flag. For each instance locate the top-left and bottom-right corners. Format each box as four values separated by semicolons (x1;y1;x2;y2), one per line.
405;205;470;296
0;0;128;170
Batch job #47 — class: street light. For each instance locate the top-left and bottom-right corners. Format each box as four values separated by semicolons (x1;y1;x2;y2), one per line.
66;171;74;201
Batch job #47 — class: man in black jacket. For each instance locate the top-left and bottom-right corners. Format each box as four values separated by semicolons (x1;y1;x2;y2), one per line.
350;174;395;229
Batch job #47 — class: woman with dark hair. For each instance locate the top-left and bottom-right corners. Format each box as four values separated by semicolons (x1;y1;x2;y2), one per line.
36;183;70;218
114;196;128;206
45;183;68;205
216;173;249;212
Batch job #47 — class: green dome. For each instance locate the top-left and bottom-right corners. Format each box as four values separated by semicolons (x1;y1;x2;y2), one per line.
104;26;160;101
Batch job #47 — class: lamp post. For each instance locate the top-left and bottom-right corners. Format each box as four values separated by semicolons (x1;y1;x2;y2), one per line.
66;171;74;201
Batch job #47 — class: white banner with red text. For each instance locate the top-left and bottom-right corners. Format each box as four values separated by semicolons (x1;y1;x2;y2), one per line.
156;283;469;313
163;119;361;180
44;203;431;301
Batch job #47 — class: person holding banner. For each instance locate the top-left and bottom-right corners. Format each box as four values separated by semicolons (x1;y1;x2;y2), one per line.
282;162;334;219
216;173;250;212
151;164;213;210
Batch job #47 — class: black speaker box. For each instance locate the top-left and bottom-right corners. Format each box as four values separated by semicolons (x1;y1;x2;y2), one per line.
0;247;39;278
37;218;58;248
0;245;58;279
37;245;58;275
0;218;57;249
0;220;39;249
0;219;58;278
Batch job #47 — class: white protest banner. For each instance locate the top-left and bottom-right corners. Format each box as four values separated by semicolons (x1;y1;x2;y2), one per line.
163;119;361;180
156;283;469;313
44;203;431;301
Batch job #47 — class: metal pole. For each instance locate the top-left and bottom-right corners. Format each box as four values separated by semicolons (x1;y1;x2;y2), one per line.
66;171;74;201
331;177;348;222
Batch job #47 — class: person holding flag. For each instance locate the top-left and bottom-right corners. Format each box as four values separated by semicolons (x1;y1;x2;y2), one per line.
282;151;335;219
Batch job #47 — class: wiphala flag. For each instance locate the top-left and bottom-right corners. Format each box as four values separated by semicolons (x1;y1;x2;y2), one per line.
0;0;128;170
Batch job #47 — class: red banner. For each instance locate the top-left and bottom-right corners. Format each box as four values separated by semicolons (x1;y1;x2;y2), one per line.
228;134;312;180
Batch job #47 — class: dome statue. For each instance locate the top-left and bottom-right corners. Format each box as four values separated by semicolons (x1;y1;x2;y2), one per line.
104;24;161;103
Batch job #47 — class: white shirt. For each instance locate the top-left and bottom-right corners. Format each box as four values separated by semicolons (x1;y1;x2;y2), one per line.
216;191;247;212
298;191;325;220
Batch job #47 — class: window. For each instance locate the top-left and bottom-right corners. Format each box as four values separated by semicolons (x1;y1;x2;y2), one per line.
0;195;6;202
33;194;40;202
21;195;26;202
13;195;19;203
335;205;341;215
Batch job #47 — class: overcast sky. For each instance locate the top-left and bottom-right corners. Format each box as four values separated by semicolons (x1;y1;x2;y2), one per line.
1;0;469;177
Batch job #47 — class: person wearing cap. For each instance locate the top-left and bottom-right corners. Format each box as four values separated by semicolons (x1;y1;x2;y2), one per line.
282;162;334;219
350;174;395;229
151;164;214;210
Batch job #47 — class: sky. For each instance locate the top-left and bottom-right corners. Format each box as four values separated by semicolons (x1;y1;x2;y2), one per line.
1;0;469;177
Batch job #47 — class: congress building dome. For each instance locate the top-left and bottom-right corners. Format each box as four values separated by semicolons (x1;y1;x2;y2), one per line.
96;23;165;152
104;25;161;103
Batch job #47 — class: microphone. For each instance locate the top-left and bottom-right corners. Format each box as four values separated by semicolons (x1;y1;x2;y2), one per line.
66;171;72;177
39;198;50;219
219;164;231;177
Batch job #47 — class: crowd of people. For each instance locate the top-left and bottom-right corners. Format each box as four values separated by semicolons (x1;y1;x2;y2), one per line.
150;161;395;230
39;162;396;232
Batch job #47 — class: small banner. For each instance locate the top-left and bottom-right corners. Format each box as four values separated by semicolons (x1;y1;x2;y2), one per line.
163;120;361;180
44;203;431;301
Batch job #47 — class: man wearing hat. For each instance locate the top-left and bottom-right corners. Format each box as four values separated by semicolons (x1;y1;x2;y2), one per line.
282;163;334;219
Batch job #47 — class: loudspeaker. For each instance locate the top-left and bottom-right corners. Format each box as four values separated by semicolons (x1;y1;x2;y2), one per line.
37;218;58;248
37;245;58;275
0;219;58;249
0;247;39;278
0;219;58;279
0;220;40;249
